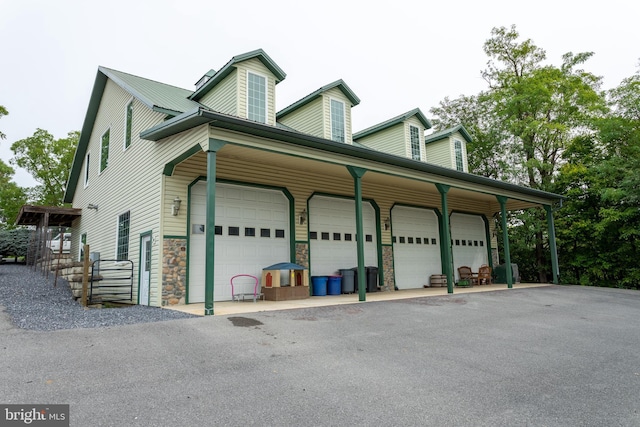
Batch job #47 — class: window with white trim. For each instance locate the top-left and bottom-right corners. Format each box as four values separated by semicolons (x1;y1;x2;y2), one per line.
454;139;464;171
330;99;345;143
100;128;110;172
116;211;130;261
124;100;133;149
247;72;266;123
410;125;421;160
84;152;90;187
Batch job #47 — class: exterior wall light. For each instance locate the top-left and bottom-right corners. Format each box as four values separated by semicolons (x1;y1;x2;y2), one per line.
299;209;307;225
87;204;98;210
384;217;391;231
172;196;182;216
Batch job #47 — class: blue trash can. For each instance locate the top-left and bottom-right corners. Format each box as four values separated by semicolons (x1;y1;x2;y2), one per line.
311;276;328;296
327;276;342;295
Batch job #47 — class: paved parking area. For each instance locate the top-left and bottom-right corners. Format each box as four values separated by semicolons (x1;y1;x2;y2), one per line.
2;285;640;426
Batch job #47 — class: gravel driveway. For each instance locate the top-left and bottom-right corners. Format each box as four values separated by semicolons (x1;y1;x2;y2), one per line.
0;263;196;330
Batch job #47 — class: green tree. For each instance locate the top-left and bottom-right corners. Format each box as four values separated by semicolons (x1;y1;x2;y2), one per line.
431;25;607;282
0;159;27;228
10;129;78;206
0;105;7;140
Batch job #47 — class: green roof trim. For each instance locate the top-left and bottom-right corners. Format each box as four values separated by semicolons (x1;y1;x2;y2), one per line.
424;124;472;145
353;108;432;141
139;107;562;204
276;79;361;119
189;49;286;101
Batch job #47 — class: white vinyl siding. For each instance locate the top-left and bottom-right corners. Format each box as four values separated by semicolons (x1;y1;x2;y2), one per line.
425;139;453;168
277;98;324;138
199;72;238;116
355;124;405;157
247;71;266;123
330;98;345;143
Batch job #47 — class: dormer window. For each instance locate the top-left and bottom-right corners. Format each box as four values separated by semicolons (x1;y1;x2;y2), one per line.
247;71;267;123
454;139;464;171
330;99;345;143
410;125;421;160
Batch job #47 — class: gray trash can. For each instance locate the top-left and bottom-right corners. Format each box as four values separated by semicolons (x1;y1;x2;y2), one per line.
339;269;355;294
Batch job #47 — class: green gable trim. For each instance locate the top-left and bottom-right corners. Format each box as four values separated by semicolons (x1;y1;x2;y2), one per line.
424;124;473;145
190;49;286;101
353;108;432;141
276;79;361;119
163;144;203;176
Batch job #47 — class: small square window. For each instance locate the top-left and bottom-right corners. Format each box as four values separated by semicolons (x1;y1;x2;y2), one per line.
214;226;222;235
310;231;317;240
333;233;341;241
392;236;396;243
245;227;255;237
474;240;478;247
480;241;484;247
416;238;422;244
321;232;330;240
260;228;270;238
455;239;460;246
431;238;437;245
275;229;285;238
408;237;414;244
365;234;373;242
399;237;405;244
344;233;352;241
468;240;473;246
228;226;240;236
424;238;429;245
462;240;467;246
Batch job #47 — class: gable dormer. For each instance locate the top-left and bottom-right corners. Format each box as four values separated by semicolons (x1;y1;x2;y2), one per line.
353;108;432;161
424;125;472;172
189;49;286;126
276;80;360;144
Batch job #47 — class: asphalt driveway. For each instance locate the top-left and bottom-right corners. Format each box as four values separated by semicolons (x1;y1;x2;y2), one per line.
2;284;640;426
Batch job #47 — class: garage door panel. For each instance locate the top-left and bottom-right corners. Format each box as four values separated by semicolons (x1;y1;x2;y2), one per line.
392;206;441;289
189;182;290;302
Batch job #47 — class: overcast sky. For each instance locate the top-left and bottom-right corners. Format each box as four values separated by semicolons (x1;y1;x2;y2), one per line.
1;0;638;188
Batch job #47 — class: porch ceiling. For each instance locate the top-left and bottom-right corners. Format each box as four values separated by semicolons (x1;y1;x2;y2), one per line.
215;144;541;213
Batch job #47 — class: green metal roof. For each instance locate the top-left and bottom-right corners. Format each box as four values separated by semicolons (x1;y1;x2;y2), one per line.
424;124;472;145
100;67;201;115
353;108;432;141
189;49;286;101
276;79;361;119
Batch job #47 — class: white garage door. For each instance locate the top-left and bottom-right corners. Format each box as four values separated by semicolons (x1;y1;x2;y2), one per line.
309;196;377;276
450;213;488;279
392;206;442;289
189;182;290;302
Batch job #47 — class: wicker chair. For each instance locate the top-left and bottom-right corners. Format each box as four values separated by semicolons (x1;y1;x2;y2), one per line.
477;265;492;285
457;266;478;286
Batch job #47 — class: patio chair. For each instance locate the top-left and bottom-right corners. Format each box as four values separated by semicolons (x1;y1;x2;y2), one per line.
477;264;492;285
230;274;264;302
457;266;478;286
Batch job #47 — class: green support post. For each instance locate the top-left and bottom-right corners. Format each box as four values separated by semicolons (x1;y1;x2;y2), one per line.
544;205;559;284
497;196;513;289
348;166;367;302
436;184;454;294
204;139;226;316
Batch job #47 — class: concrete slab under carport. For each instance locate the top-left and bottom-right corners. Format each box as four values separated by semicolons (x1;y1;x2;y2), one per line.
165;282;552;316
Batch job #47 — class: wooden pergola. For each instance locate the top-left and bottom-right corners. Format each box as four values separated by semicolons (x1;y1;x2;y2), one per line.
15;205;82;278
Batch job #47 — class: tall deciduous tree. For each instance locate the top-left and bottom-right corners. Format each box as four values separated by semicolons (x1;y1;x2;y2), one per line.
431;25;606;282
0;105;7;140
10;129;78;206
0;159;27;228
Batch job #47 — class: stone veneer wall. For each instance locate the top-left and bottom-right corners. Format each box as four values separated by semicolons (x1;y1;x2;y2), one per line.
295;242;309;268
162;237;187;306
382;245;395;292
